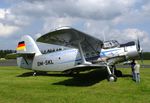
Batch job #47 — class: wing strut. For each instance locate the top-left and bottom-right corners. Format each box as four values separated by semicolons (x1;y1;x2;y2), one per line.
78;42;92;65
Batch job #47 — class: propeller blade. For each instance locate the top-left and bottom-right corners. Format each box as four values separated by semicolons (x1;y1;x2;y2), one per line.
136;38;143;65
137;38;140;52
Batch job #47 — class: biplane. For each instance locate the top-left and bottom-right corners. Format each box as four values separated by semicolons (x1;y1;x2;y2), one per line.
16;27;142;82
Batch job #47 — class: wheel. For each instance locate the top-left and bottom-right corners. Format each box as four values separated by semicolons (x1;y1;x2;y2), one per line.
107;74;117;82
115;70;122;77
33;72;36;76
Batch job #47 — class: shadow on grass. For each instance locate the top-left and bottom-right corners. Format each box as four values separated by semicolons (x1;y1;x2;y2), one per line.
17;72;33;77
17;69;132;87
17;69;108;86
122;74;132;77
53;69;108;86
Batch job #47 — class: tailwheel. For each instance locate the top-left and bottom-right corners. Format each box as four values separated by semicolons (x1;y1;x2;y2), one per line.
107;74;117;82
33;72;36;76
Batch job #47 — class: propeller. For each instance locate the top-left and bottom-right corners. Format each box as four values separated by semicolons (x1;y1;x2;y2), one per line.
137;39;140;51
136;38;143;64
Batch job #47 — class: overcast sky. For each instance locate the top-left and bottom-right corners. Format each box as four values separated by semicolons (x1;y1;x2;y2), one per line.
0;0;150;51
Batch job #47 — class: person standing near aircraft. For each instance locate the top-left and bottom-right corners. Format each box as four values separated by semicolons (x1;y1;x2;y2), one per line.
131;59;136;80
134;61;140;83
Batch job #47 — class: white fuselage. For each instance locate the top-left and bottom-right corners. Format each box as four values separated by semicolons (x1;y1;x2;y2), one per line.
32;49;79;71
17;44;138;72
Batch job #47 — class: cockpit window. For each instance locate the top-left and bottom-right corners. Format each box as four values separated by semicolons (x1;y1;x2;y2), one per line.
103;40;119;49
120;41;135;47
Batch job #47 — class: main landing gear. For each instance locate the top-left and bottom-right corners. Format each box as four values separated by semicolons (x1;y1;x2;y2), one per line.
106;64;117;82
106;64;123;82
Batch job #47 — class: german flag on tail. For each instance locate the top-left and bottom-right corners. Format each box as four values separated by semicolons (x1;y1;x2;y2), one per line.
17;41;26;51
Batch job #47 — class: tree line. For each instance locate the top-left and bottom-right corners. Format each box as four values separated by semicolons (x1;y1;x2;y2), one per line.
141;52;150;60
0;50;16;58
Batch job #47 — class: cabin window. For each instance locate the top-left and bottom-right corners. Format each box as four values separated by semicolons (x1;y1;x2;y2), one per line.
103;40;119;49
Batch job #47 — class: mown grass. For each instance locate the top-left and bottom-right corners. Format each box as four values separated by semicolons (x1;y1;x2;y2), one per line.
0;66;150;103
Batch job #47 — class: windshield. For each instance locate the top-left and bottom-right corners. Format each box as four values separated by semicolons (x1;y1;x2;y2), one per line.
103;40;119;49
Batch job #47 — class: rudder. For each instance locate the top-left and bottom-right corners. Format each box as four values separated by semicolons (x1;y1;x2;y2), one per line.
16;35;41;55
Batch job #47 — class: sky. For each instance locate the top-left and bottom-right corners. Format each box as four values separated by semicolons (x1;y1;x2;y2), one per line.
0;0;150;51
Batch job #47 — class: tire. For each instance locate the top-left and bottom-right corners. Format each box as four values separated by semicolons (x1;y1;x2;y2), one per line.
107;74;117;82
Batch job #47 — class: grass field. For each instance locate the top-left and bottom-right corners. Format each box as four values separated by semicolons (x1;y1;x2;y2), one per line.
139;60;150;65
0;66;150;103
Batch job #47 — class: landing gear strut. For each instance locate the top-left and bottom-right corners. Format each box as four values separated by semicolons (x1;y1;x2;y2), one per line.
111;65;123;77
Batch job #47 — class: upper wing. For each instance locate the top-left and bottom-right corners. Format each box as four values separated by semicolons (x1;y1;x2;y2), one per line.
36;27;103;53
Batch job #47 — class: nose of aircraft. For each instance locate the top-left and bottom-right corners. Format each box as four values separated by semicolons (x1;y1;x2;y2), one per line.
125;41;141;59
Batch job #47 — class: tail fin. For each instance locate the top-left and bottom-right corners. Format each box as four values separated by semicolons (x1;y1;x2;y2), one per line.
16;35;41;55
16;35;41;69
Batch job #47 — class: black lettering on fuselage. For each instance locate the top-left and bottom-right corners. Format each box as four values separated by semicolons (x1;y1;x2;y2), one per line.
45;60;54;65
37;60;54;66
37;61;43;66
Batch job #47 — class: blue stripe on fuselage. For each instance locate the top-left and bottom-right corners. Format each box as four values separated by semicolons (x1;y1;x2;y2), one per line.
43;48;121;65
100;48;121;57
